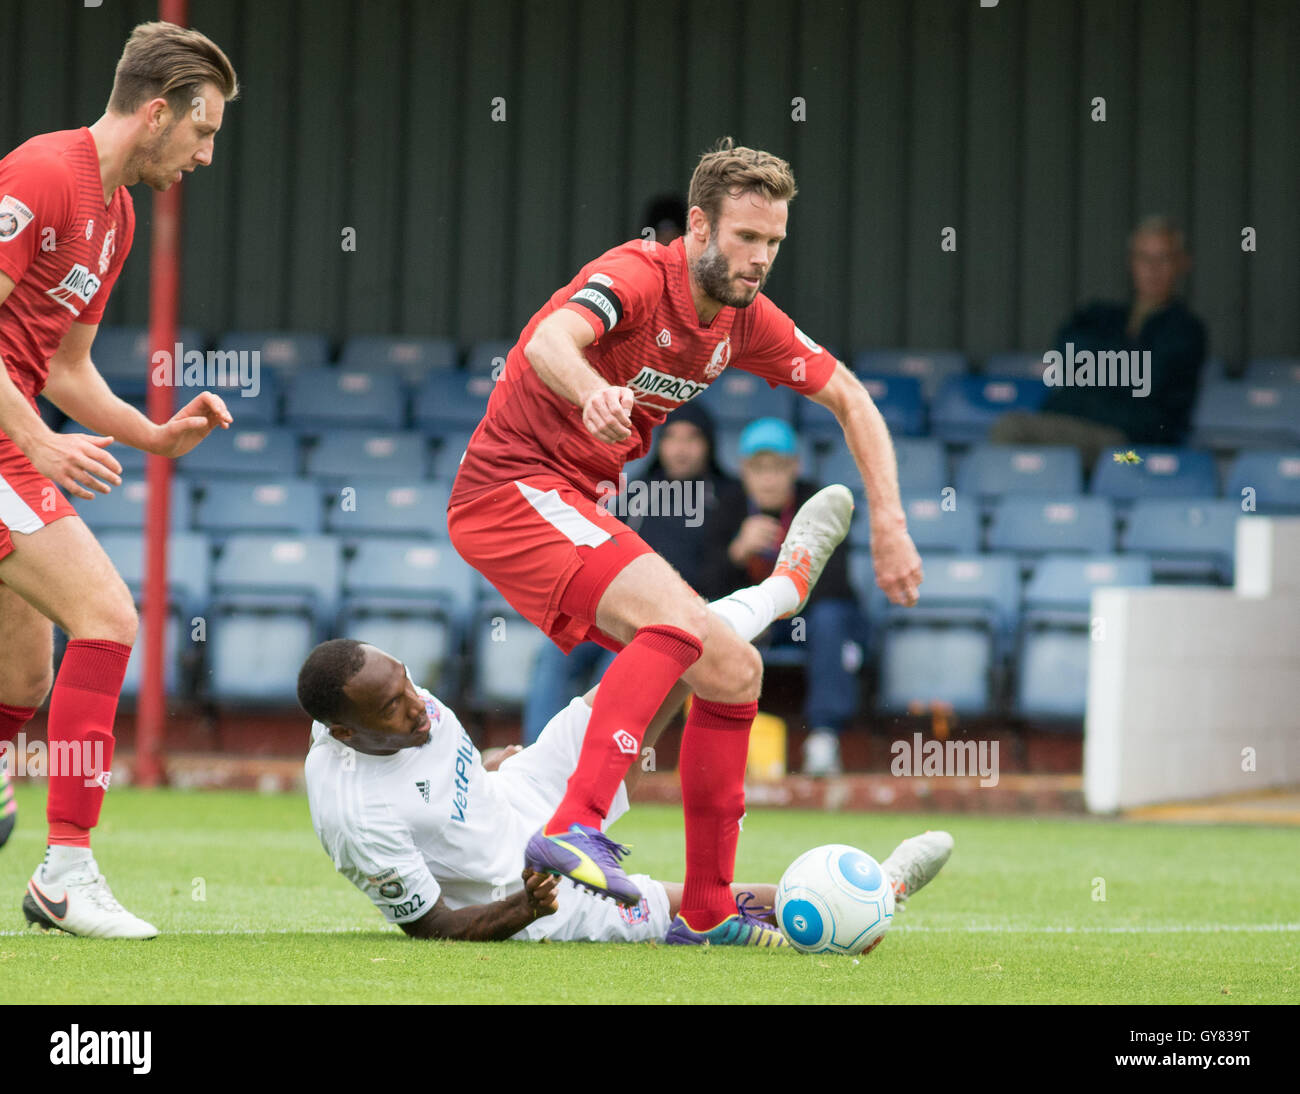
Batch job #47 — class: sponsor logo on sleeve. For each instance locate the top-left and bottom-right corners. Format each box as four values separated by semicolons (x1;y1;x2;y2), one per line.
794;326;822;354
367;867;405;901
0;194;34;241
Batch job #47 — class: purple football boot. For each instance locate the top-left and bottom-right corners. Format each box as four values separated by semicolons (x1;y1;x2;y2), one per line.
524;824;642;906
663;891;788;947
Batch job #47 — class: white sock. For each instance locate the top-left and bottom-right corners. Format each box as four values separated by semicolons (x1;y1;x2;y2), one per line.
708;575;799;643
43;845;93;878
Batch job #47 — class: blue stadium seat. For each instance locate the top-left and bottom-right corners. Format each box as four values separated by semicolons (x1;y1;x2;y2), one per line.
72;477;193;533
981;351;1051;381
324;480;450;539
1016;554;1153;721
339;335;458;383
930;376;1049;444
340;540;476;697
851;349;967;401
1089;446;1217;504
194;477;323;538
283;367;406;431
716;428;815;477
849;494;979;554
469;590;551;710
703;370;795;428
1243;357;1300;386
214;330;330;377
1191;381;1300;449
178;425;299;481
304;430;430;483
89;325;204;398
818;437;946;499
1224;451;1300;515
800;375;925;438
192;360;281;425
1119;498;1239;583
59;425;146;474
412;372;497;432
987;496;1115;557
957;444;1082;504
873;553;1020;715
208;534;342;702
465;340;516;376
429;430;476;482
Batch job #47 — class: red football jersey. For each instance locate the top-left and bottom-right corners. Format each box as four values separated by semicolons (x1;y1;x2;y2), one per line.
0;128;135;403
450;235;835;505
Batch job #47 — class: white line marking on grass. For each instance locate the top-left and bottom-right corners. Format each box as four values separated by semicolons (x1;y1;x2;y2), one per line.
895;923;1300;934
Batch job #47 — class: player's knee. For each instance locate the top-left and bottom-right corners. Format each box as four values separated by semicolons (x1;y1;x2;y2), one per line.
734;641;763;701
1;666;53;709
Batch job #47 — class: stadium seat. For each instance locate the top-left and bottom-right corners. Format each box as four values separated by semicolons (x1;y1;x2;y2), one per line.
1190;381;1300;449
304;429;430;483
324;480;450;539
469;592;551;710
340;540;477;698
1242;356;1300;386
1225;450;1300;514
339;335;458;383
1015;554;1152;721
819;437;946;499
873;553;1020;715
283;367;406;431
72;477;193;533
800;375;925;438
987;496;1115;558
194;477;323;538
412;372;497;432
89;325;204;398
981;351;1051;381
956;444;1082;505
214;330;330;377
849;494;979;554
703;370;795;428
930;376;1049;444
465;340;516;376
1119;497;1240;584
208;534;342;702
178;425;299;481
429;430;476;482
1089;446;1217;504
851;349;967;401
190;360;282;425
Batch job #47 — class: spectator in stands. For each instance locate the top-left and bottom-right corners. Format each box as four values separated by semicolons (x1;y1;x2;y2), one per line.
708;418;862;777
521;403;740;744
992;215;1208;463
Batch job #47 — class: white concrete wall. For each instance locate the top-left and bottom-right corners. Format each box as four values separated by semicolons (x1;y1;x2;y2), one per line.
1084;517;1300;813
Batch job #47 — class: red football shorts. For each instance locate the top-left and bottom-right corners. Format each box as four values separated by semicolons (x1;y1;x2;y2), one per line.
447;475;655;654
0;432;78;567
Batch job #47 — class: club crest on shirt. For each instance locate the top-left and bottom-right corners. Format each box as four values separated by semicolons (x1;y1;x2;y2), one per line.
0;194;33;241
98;227;116;275
704;334;732;379
85;219;94;240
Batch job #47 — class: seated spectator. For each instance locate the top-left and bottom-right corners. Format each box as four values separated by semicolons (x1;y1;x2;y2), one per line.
993;215;1208;463
707;418;863;777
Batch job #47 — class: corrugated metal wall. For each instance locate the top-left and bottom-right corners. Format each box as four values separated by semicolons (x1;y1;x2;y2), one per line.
2;0;1295;365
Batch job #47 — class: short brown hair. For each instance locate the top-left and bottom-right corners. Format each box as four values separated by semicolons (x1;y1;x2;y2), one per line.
107;21;239;118
687;137;797;230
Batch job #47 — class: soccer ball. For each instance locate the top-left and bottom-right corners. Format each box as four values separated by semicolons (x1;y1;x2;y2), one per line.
775;844;895;955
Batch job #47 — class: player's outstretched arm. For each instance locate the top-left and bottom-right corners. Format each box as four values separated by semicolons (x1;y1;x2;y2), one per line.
524;308;634;443
400;869;559;942
42;321;232;458
808;361;922;607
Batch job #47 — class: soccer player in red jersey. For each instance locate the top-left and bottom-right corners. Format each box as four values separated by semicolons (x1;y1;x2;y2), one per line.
0;23;238;939
448;139;923;945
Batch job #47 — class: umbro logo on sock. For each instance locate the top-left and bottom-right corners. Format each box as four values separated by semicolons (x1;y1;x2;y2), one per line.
415;780;430;804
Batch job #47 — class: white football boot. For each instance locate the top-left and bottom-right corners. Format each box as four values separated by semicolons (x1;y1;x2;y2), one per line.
24;854;158;939
881;830;954;910
771;484;855;619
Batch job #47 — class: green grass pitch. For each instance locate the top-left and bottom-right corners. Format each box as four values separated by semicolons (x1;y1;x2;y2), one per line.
1;785;1295;1004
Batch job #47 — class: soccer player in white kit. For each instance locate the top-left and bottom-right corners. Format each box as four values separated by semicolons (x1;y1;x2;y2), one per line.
300;490;953;942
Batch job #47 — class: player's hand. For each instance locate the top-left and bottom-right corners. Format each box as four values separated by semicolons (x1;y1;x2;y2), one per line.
872;524;923;607
521;868;559;919
481;744;522;772
150;391;233;458
582;386;635;444
730;514;783;563
27;429;123;500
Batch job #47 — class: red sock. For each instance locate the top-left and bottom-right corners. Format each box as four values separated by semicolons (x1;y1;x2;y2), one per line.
679;697;758;929
45;639;130;846
547;625;701;834
0;702;37;745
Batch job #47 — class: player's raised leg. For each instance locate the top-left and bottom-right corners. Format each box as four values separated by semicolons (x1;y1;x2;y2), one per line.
0;582;55;850
0;515;156;939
